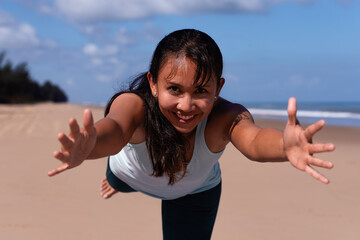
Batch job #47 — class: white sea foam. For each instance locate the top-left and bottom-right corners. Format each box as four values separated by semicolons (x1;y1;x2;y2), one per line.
248;108;360;120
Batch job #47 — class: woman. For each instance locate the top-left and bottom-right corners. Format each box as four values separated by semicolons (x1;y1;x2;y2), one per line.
49;29;334;239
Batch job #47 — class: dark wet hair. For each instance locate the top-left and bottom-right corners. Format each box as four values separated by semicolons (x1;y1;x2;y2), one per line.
105;29;223;185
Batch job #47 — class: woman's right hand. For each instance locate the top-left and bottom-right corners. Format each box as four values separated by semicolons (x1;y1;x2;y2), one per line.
48;109;97;176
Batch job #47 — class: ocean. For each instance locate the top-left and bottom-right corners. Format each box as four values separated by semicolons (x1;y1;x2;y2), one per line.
242;101;360;128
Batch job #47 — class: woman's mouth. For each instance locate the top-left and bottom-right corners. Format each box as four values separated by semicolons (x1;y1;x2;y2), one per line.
175;112;195;123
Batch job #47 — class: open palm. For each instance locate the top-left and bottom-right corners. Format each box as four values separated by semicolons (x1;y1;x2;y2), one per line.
283;98;335;184
48;109;97;176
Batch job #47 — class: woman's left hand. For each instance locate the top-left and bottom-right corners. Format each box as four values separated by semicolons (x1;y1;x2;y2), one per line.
283;97;335;184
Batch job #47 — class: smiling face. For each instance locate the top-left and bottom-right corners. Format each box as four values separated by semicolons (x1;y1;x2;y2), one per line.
148;56;224;137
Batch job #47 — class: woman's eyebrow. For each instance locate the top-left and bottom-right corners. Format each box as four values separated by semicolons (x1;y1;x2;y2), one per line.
195;80;214;88
164;78;181;85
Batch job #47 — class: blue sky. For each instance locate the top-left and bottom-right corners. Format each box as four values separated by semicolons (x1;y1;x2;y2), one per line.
0;0;359;104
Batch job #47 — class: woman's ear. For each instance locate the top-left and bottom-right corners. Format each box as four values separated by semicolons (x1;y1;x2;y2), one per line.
215;78;225;97
147;72;158;97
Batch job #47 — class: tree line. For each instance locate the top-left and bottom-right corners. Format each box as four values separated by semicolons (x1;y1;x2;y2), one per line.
0;52;68;104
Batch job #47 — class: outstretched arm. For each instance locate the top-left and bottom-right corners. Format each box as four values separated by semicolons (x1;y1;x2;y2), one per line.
229;97;335;184
48;93;145;176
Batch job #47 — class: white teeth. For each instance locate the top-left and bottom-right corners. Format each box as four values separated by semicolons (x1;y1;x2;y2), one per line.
176;113;194;120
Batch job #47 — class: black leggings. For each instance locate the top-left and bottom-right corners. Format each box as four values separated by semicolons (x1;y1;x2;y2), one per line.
106;159;222;240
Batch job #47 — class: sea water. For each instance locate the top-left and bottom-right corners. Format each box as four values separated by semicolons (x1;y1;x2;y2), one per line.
243;102;360;128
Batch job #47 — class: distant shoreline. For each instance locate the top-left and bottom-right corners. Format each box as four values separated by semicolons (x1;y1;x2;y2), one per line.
249;108;360;128
1;101;359;128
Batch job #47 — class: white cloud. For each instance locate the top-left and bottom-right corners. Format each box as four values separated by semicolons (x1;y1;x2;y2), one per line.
96;74;112;82
0;10;57;50
115;27;137;45
83;43;118;56
309;77;321;86
224;73;242;83
288;75;321;87
103;45;118;55
37;4;57;15
54;0;311;23
289;75;304;86
66;78;76;86
0;10;13;25
83;43;99;55
43;39;58;48
79;24;109;41
91;58;103;66
142;22;164;42
0;23;40;49
109;57;119;65
0;11;40;49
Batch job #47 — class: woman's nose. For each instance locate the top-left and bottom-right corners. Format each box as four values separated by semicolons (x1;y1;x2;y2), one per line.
177;94;194;112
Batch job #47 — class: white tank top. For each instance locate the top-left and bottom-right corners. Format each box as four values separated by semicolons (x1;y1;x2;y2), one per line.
109;116;224;200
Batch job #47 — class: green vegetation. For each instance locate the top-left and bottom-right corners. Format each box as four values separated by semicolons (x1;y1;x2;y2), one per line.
0;52;68;104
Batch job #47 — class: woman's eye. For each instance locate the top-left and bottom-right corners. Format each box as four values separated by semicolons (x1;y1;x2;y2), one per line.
168;86;179;93
196;87;207;94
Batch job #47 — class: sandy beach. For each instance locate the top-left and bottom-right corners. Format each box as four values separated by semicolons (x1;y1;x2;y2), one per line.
0;103;359;240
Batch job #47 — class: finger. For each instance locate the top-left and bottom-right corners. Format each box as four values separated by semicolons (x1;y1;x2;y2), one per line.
307;156;334;169
305;165;330;184
83;109;96;135
308;143;336;154
48;163;69;176
303;120;325;141
57;133;74;151
53;150;63;160
100;185;112;197
100;184;112;199
69;118;81;138
101;178;108;188
53;150;70;163
287;97;297;126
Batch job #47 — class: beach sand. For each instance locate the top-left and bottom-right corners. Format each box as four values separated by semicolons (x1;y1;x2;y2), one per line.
0;103;359;239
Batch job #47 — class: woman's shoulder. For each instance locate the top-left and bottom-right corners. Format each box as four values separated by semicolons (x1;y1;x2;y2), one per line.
210;98;253;123
206;98;254;143
111;93;145;110
107;93;146;122
113;92;144;102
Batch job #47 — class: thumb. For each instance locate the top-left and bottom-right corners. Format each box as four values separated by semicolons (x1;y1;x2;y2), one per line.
48;162;69;177
287;97;297;126
83;109;95;134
